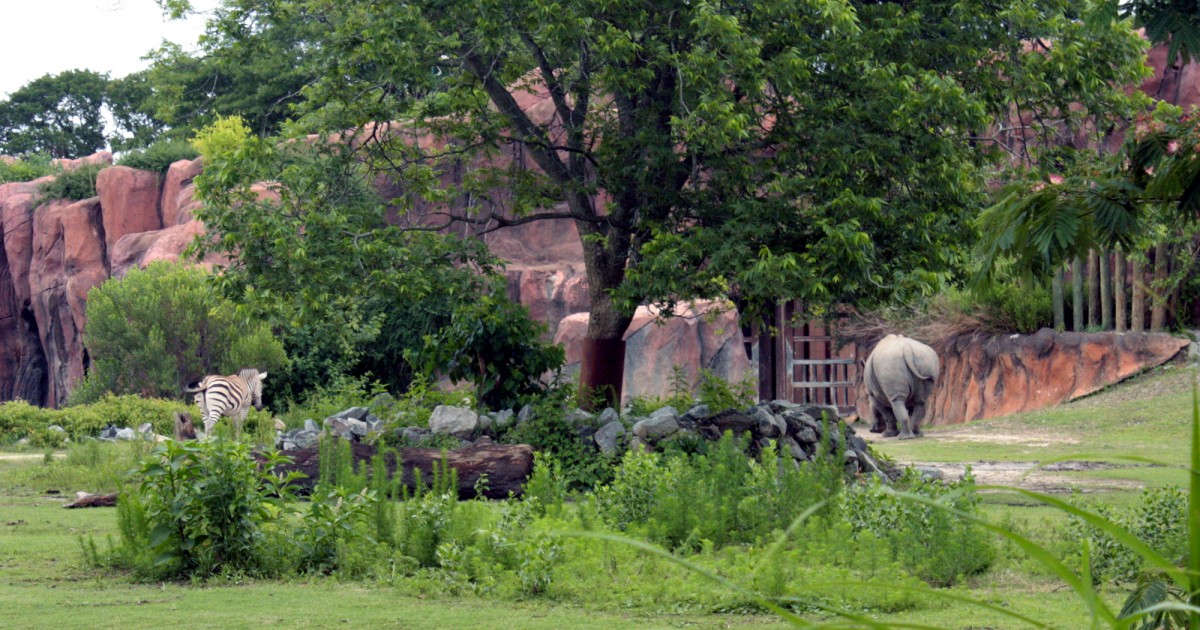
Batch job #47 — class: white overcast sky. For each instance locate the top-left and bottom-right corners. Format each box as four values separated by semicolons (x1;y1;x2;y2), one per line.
0;0;220;99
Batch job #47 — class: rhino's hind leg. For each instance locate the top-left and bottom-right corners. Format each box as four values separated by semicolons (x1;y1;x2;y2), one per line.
869;399;888;433
890;395;916;439
881;405;900;438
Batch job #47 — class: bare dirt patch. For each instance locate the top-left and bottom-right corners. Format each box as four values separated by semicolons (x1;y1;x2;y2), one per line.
906;460;1142;494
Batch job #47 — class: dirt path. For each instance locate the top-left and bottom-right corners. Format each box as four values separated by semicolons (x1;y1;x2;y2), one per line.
0;452;64;462
859;424;1141;493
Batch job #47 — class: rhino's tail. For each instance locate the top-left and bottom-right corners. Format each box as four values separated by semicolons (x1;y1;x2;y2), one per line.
902;342;938;381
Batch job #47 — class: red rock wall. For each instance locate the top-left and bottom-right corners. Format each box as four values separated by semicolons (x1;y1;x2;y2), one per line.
0;41;1196;409
853;329;1189;426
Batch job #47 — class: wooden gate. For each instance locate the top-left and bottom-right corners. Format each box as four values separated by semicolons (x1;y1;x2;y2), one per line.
749;302;859;416
784;318;858;415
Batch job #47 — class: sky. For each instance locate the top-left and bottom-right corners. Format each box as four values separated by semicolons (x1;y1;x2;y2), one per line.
0;0;220;99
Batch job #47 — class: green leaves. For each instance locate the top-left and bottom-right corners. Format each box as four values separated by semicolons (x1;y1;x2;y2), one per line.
75;261;286;404
417;287;565;410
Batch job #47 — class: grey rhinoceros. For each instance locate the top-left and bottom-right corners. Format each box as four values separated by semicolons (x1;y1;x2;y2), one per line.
863;334;939;439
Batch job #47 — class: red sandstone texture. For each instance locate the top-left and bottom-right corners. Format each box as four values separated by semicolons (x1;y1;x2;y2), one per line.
853;330;1189;426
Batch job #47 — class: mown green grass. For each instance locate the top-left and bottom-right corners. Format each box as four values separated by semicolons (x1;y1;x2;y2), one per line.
1;365;1195;628
869;365;1195;471
0;497;790;630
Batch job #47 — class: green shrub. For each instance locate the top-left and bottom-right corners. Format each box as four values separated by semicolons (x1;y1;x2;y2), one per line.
397;459;461;567
61;394;191;438
36;163;103;202
72;260;287;405
501;387;615;491
122;439;299;579
0;399;49;444
276;374;389;429
115;139;198;173
842;468;994;586
417;288;565;410
694;368;756;411
593;432;844;551
295;483;377;575
0;153;56;184
940;280;1054;334
1066;485;1190;585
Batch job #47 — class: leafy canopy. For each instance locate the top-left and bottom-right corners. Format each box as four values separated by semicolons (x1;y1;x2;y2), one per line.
0;70;108;158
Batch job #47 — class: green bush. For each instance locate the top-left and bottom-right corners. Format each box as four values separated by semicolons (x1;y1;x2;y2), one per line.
417;288;565;410
0;394;191;443
940;279;1054;334
593;432;844;551
841;468;994;586
36;163;103;202
72;260;287;405
275;374;389;429
115;139;198;173
121;439;300;579
0;400;48;444
1065;485;1190;585
0;153;56;184
501;387;615;492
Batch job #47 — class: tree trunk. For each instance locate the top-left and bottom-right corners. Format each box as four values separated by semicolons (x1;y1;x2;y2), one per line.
1099;249;1112;330
261;442;536;500
1151;242;1168;331
577;220;634;410
1088;249;1100;328
1072;255;1084;331
1114;251;1126;333
1052;267;1065;331
1132;257;1145;332
756;307;779;402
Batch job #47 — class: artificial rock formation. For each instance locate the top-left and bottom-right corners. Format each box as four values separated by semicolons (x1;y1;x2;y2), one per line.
853;329;1189;426
0;40;1196;410
0;153;749;407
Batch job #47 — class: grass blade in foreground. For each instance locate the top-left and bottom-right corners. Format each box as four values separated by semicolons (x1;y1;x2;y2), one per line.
1188;378;1199;630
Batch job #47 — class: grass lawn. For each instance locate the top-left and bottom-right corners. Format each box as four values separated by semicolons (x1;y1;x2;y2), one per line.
0;496;790;630
1;364;1196;629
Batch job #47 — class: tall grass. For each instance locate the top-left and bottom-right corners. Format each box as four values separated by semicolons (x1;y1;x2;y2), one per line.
575;377;1200;628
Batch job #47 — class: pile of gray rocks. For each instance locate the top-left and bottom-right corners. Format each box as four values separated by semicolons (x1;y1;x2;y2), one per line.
278;396;889;478
276;406;386;450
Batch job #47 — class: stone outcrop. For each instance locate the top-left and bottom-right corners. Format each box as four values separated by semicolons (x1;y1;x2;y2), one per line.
554;302;752;403
853;329;1189;426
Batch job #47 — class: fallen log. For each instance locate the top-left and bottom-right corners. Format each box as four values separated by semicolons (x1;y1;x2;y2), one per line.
260;441;535;500
64;493;118;508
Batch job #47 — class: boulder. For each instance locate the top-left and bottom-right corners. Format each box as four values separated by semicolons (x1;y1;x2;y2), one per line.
429;405;479;437
96;166;162;252
594;420;626;456
160;158;204;226
632;414;680;440
553;302;753;405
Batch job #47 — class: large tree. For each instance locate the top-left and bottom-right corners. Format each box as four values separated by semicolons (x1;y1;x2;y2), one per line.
0;69;109;158
172;0;1149;406
144;0;327;141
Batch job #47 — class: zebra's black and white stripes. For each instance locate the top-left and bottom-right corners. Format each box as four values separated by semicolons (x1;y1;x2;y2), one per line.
184;368;268;438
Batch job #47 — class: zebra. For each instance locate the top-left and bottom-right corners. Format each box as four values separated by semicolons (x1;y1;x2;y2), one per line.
183;368;268;439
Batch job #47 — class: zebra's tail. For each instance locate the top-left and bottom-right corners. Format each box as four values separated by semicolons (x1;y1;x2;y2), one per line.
183;380;206;393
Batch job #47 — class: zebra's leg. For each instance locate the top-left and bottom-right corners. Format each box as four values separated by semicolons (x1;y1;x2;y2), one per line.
234;408;249;440
202;412;219;442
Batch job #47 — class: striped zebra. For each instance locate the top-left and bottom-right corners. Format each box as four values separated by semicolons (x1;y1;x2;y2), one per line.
183;368;268;439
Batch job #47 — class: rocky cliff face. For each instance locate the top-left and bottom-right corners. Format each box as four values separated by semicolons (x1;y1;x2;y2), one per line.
0;154;749;407
2;41;1196;411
